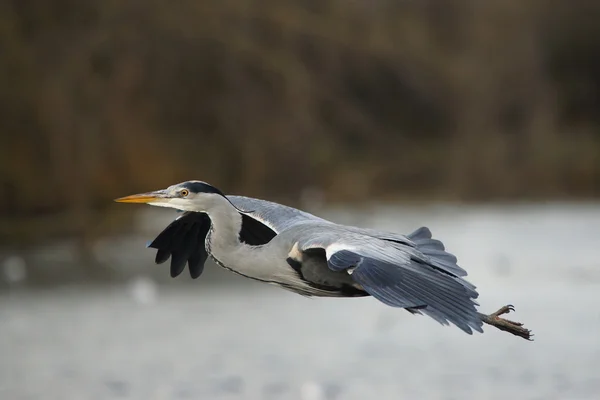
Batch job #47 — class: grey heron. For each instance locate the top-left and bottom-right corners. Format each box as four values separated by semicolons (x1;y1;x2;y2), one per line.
115;180;532;340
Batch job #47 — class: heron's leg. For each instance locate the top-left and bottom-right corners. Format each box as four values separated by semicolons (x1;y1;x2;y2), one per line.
478;305;533;341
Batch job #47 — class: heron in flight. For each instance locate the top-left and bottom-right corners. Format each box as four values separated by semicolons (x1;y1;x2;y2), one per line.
115;180;532;340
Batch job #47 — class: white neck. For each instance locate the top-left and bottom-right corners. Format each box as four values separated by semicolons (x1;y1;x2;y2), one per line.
204;196;245;254
202;196;274;280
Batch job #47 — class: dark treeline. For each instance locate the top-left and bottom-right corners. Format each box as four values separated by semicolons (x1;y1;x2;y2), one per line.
1;0;600;242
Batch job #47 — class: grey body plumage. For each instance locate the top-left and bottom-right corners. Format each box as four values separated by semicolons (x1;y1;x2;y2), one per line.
116;180;532;340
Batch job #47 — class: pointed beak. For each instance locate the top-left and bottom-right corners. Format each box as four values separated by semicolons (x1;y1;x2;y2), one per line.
114;190;168;204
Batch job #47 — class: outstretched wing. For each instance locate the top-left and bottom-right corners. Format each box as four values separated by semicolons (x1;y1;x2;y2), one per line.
297;226;483;334
230;195;470;278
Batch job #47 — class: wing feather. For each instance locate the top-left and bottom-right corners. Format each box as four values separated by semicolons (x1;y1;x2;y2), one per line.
155;248;171;264
147;212;211;279
298;230;483;334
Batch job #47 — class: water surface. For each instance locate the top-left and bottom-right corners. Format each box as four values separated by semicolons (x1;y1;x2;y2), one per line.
2;203;600;399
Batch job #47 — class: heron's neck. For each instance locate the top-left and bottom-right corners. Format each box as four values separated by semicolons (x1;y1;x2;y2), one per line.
204;198;264;275
205;200;244;252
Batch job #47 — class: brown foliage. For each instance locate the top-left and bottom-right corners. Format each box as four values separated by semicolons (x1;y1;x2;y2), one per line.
1;0;600;241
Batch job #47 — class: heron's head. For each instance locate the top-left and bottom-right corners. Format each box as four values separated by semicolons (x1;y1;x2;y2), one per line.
115;181;227;212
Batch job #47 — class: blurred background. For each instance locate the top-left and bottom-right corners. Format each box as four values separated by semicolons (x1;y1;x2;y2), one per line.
1;1;600;399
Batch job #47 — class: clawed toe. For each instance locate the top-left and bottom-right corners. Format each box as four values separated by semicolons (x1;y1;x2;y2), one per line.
492;304;514;317
479;305;533;341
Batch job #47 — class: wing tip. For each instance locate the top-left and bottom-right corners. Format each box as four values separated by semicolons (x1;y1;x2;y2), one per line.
408;226;432;241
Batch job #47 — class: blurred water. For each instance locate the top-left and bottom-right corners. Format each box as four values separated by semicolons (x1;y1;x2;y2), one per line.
2;203;600;400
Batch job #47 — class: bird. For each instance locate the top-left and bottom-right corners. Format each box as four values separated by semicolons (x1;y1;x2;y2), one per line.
115;180;532;340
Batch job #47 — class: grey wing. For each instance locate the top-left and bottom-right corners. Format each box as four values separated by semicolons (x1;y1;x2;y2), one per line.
228;195;468;278
356;226;469;277
297;227;483;334
227;195;329;233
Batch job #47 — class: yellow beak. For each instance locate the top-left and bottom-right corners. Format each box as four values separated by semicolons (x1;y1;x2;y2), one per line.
114;191;164;204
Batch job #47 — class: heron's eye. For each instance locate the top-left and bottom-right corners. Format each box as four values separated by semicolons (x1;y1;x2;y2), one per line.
180;189;189;197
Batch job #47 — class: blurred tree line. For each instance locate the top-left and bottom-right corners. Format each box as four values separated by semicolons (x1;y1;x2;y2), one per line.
1;0;600;243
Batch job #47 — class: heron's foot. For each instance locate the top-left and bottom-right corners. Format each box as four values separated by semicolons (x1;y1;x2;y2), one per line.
479;305;533;341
